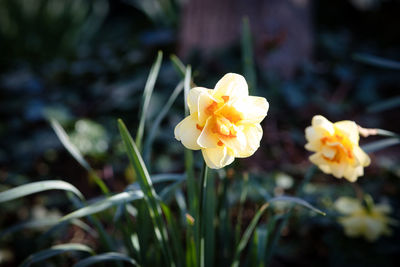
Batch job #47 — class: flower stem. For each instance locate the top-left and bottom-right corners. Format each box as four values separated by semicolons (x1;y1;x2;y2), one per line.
198;161;209;267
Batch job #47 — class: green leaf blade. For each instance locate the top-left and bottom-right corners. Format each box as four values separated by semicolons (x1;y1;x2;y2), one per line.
73;252;137;267
136;51;163;151
62;191;144;221
0;180;84;203
21;243;94;267
118;119;174;266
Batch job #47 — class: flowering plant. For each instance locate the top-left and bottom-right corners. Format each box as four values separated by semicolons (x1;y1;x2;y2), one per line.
175;73;269;169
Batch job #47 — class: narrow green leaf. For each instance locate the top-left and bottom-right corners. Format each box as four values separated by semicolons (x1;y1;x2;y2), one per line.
235;173;249;245
241;16;257;94
231;203;269;267
362;138;400;153
50;118;109;195
376;129;400;138
198;163;209;267
21;243;94;267
159;178;186;203
268;196;326;216
143;81;184;165
118;119;174;266
73;252;137;267
183;64;198;220
136;51;163;151
170;54;186;77
184;66;192;116
232;194;324;267
367;96;400;113
62;191;144;221
0;180;83;203
161;203;185;267
50;118;91;172
353;53;400;70
255;227;268;266
264;166;318;265
204;170;216;267
0;218;96;239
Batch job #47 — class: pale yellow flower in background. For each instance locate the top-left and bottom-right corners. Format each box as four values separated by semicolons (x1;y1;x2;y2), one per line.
334;196;395;242
305;115;370;182
174;73;269;169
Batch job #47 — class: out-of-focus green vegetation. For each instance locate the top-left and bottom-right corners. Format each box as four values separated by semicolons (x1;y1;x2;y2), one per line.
0;0;399;266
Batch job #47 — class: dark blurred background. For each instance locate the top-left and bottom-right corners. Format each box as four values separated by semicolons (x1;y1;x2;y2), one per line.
0;0;399;266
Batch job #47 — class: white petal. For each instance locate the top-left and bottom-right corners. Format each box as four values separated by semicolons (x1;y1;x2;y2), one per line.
330;161;346;178
219;127;247;156
201;146;234;169
309;153;333;175
234;123;263;158
339;216;365;237
353;146;371;167
321;146;336;159
312;115;334;135
213;73;248;100
198;92;217;125
187;87;210;114
334;197;363;214
232;96;269;124
197;117;219;148
334;120;359;145
343;165;360;182
174;115;201;150
364;217;385;241
305;126;324;151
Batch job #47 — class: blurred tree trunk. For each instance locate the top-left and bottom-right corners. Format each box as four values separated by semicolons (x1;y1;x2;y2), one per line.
179;0;313;78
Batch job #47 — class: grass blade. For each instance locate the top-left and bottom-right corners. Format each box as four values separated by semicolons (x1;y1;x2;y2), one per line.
143;81;184;165
184;66;192;117
50;118;109;195
353;53;400;70
62;191;144;221
231;194;325;267
362;138;400;153
136;51;163;151
231;203;269;267
73;252;137;267
268;196;326;216
21;243;94;267
170;54;186;78
50;118;91;171
367;96;400;113
0;180;83;203
161;203;185;267
118;119;174;266
183;65;198;233
241;16;257;94
0;218;96;239
204;169;216;267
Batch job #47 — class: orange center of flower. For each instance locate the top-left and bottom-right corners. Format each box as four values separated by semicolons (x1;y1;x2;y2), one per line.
320;130;354;164
196;95;243;146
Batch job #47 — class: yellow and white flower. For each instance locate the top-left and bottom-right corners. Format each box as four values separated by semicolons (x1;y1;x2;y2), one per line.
305;115;370;182
174;73;269;169
334;196;395;242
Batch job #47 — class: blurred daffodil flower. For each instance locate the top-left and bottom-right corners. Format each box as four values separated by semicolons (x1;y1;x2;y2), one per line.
174;73;269;169
334;196;395;242
305;115;370;182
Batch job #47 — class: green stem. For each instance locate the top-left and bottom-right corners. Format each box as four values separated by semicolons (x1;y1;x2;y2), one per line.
198;162;209;267
235;172;249;244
